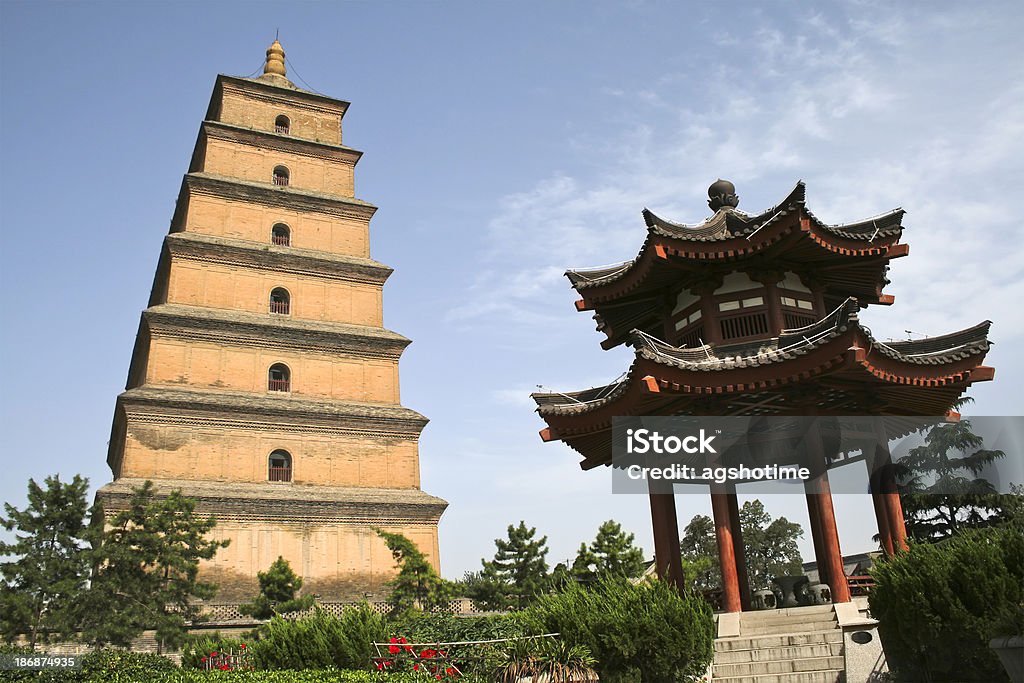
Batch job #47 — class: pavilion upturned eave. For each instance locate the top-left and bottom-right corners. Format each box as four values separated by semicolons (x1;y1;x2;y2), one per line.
533;306;993;467
566;183;907;329
569;209;905;301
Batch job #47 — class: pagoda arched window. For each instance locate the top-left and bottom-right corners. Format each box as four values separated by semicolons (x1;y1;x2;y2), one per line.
268;363;291;392
268;449;292;482
273;165;290;187
275;115;291;135
272;223;291;246
269;287;290;315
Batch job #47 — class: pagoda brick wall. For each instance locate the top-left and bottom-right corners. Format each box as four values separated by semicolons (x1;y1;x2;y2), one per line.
115;427;420;488
159;264;383;324
96;67;444;602
178;195;370;256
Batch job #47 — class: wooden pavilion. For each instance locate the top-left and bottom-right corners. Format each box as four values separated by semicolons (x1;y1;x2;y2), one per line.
532;180;995;612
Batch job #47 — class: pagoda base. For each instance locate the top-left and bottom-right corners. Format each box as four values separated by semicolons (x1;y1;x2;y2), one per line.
96;478;447;603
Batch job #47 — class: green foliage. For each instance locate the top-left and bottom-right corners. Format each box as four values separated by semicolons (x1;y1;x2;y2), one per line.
496;637;598;683
0;643;434;682
679;514;719;590
521;575;715;682
240;556;315;619
0;475;91;648
75;481;229;651
896;419;1007;541
375;530;452;614
457;570;507;611
739;500;804;590
388;610;526;643
869;525;1024;682
571;520;645;583
481;521;550;610
680;500;803;591
249;604;386;671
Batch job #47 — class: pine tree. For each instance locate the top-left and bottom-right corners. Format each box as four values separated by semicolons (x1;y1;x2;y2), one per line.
0;475;90;649
482;521;549;609
376;529;451;614
76;481;229;651
572;520;645;582
239;556;314;619
896;419;1007;541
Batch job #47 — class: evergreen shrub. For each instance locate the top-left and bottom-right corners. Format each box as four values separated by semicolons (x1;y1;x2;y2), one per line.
520;576;715;682
869;525;1024;682
248;604;386;671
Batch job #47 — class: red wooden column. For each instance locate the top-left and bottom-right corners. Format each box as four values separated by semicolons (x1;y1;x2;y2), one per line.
803;420;851;602
648;487;685;591
725;483;752;611
711;484;743;613
804;488;832;588
871;421;909;553
871;490;895;557
880;468;909;552
809;473;851;602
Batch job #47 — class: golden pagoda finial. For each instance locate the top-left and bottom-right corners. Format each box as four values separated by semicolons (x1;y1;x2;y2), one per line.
263;38;287;78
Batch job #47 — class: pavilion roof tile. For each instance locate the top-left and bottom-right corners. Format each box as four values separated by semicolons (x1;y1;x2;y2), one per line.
532;298;991;417
565;181;904;292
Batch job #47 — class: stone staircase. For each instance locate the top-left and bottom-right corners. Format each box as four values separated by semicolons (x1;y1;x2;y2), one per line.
712;604;844;683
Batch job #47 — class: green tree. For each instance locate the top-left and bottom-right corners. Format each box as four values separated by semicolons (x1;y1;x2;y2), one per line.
896;419;1007;541
239;556;314;619
458;569;506;611
679;514;719;590
739;500;803;590
482;521;549;610
76;481;229;651
376;529;451;614
680;501;803;591
571;520;645;582
0;475;90;648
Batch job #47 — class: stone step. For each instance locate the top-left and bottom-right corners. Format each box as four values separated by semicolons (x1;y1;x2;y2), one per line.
712;669;843;683
715;630;843;652
740;612;837;629
714;642;843;664
714;655;845;678
742;620;838;635
739;604;836;620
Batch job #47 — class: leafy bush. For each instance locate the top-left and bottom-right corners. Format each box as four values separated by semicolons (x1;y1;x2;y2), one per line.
388;611;526;643
520;576;715;682
870;525;1024;682
382;611;528;677
0;647;178;683
249;604;386;671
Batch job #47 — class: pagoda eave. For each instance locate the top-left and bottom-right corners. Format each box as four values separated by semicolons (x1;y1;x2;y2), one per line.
534;316;993;467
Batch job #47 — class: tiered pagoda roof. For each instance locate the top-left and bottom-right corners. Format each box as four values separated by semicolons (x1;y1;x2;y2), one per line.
570;182;907;349
534;181;994;469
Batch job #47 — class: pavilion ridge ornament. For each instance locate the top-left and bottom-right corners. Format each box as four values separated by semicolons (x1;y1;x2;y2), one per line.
532;179;995;613
707;178;739;211
95;40;446;603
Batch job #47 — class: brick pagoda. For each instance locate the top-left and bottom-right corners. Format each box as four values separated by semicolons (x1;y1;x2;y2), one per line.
96;41;446;601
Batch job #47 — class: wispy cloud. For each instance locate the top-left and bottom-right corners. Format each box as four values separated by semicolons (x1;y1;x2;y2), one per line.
445;4;1024;355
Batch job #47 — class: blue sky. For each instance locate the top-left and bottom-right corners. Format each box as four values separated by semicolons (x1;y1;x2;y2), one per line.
1;1;1022;580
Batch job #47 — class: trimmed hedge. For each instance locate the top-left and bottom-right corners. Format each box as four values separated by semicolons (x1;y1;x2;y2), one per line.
869;525;1024;682
520;576;715;683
